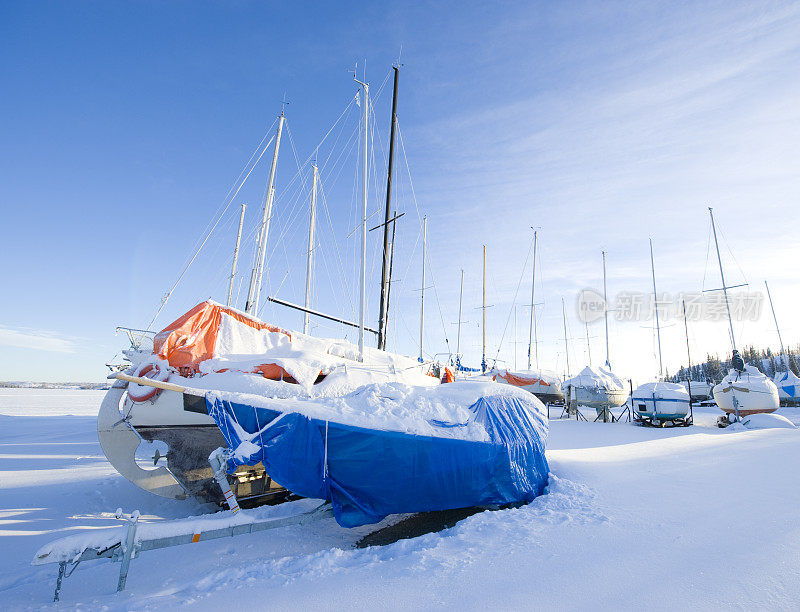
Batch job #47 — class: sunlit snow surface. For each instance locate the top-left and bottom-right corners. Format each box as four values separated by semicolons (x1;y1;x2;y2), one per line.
2;388;800;610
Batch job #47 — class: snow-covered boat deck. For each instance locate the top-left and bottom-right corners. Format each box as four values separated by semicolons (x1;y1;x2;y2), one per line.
2;388;799;609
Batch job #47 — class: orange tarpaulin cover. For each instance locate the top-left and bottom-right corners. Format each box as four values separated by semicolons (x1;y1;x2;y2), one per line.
153;301;290;374
498;371;550;387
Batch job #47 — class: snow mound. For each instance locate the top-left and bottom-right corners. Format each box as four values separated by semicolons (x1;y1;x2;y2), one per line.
742;413;796;429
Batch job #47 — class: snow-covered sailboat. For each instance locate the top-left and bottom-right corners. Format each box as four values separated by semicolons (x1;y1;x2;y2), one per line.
564;365;629;412
98;69;551;517
704;208;779;424
565;252;629;419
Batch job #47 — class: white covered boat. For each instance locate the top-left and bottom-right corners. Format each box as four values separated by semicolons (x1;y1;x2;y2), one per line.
681;380;713;401
563;365;629;414
774;370;800;406
632;381;691;424
492;368;563;404
100;300;440;505
712;365;779;417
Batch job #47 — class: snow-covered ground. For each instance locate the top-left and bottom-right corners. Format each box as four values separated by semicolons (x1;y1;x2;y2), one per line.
2;388;800;610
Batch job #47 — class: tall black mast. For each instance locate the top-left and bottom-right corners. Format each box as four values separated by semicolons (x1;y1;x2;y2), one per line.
377;66;399;350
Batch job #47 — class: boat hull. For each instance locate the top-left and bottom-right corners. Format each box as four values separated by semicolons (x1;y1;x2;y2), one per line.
98;381;289;505
568;385;629;413
712;374;780;416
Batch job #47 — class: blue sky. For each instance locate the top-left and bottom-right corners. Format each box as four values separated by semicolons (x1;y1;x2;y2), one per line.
2;1;800;382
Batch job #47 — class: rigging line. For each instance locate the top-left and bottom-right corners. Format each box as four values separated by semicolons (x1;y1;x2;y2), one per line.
319;106;356;175
317;180;355;314
396;123;424;223
716;220;749;285
185;118;278;256
427;259;452;350
145;133;276;331
701;215;712;292
494;239;534;363
294;94;358;180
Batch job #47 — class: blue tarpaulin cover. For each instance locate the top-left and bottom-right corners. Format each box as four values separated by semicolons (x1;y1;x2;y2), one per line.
206;391;550;527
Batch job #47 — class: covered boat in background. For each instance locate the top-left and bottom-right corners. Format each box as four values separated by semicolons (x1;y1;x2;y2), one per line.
774;370;800;406
492;368;563;404
681;380;713;402
563;365;629;416
205;381;550;527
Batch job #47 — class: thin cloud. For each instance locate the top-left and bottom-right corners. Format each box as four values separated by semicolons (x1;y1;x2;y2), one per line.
0;327;77;354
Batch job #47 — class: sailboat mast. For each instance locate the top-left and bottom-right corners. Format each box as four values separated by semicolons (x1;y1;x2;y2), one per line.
682;300;694;421
227;203;246;308
602;250;610;368
765;280;786;365
650;238;663;377
419;216;427;362
245;111;285;315
303;164;318;334
456;269;464;358
527;230;537;370
562;296;570;376
356;77;369;362
585;321;592;366
377;67;399;351
708;207;736;352
482;245;486;373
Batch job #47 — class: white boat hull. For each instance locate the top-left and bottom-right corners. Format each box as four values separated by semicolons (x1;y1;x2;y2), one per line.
712;369;779;416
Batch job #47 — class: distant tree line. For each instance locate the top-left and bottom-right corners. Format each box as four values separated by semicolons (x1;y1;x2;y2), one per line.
666;345;800;384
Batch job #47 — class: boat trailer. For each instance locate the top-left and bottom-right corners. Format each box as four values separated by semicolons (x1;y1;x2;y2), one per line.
32;447;332;603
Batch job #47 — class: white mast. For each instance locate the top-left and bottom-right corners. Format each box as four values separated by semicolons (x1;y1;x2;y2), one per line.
562;296;570;377
650;239;663;377
765;280;786;368
514;305;518;370
527;229;537;370
245;111;285;316
303;164;318;334
708;207;736;352
419;215;427;362
354;75;369;362
456;269;464;359
602;250;610;368
482;245;486;373
227;203;246;308
584;320;592;366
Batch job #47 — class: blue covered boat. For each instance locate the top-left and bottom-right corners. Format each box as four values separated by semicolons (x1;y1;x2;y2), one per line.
206;383;550;528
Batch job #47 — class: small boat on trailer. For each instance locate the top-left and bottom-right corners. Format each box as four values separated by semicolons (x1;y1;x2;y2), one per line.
632;240;692;427
632;382;692;427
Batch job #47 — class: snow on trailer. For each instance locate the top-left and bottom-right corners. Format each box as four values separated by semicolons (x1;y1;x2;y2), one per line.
33;500;333;602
